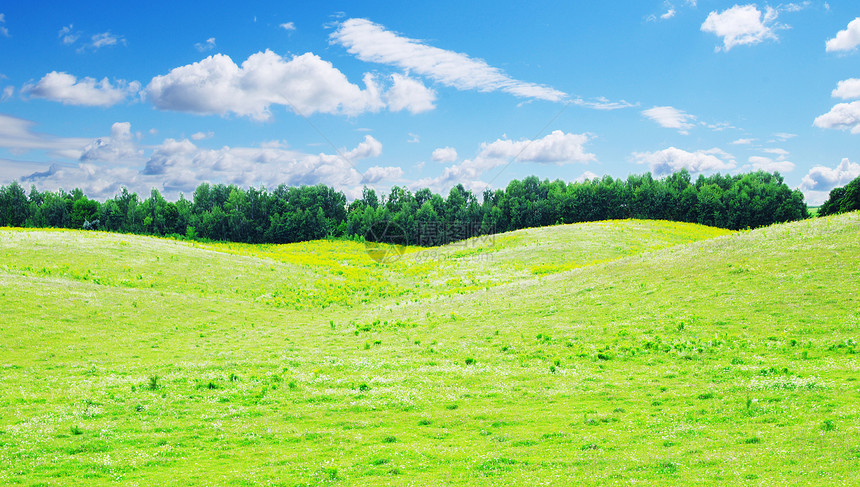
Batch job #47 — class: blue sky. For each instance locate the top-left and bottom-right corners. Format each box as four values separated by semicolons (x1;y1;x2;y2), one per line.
1;1;859;204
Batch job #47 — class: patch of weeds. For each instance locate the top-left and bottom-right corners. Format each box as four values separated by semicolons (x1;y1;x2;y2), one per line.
580;443;599;450
70;425;83;436
464;357;476;366
370;458;389;466
382;436;397;443
822;420;836;431
655;461;679;474
475;458;518;476
229;373;239;382
446;404;459;410
742;437;761;444
358;383;370;393
418;419;431;426
697;392;714;400
147;375;159;391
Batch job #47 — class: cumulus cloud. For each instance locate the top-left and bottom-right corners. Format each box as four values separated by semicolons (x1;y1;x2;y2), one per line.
642;106;696;134
832;78;860;100
191;131;213;140
478;130;595;164
814;100;860;134
432;146;458;163
414;130;594;193
748;155;795;173
194;37;216;52
384;74;436;113
344;135;383;161
22;71;140;107
330;18;566;102
361;165;404;184
146;51;388;120
574;170;601;183
701;4;781;51
825;17;860;53
79;122;143;163
800;158;860;191
280;22;296;31
632;147;736;176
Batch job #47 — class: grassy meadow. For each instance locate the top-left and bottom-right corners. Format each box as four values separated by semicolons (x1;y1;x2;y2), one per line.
1;215;859;485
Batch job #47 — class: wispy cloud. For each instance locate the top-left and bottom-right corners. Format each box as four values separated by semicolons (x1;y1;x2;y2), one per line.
330;18;567;102
194;37;216;52
642;106;696;134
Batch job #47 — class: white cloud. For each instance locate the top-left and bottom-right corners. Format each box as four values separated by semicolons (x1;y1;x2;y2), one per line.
642;106;696;134
146;51;387;120
814;100;860;134
0;113;98;160
58;24;78;44
574;171;600;183
0;12;9;37
479;130;595;164
330;18;566;102
22;72;140;107
414;130;594;193
662;9;677;20
572;96;637;110
1;86;12;102
701;4;780;51
432;146;458;163
194;37;216;52
762;148;789;159
279;22;296;31
731;137;755;145
801;158;860;192
344;135;383;161
361;165;404;184
191;131;214;140
385;74;436;113
832;78;860;100
79;122;143;163
406;132;420;143
632;147;736;176
748;155;795;172
90;31;124;49
773;132;796;141
825;17;860;53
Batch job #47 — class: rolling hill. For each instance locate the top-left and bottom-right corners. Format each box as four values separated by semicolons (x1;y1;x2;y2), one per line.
0;215;858;485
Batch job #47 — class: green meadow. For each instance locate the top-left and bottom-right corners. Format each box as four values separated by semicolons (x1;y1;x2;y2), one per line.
1;215;859;485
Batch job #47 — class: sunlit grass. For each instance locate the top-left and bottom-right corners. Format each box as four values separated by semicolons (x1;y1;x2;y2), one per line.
1;216;858;485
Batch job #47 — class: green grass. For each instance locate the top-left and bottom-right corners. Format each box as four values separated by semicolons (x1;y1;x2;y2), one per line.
0;216;858;485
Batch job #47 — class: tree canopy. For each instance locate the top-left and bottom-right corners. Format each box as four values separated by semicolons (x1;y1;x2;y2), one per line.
0;170;810;246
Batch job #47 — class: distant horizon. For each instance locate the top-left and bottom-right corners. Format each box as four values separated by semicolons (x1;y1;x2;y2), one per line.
1;2;859;205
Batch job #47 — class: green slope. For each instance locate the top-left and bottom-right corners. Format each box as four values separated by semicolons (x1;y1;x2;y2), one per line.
0;216;857;485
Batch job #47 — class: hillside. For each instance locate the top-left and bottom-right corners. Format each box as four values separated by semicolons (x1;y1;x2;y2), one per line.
0;216;858;485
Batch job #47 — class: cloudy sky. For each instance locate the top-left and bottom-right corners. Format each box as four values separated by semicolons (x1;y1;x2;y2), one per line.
1;1;859;204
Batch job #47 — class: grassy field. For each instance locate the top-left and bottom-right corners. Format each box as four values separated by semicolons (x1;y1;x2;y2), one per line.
1;216;858;485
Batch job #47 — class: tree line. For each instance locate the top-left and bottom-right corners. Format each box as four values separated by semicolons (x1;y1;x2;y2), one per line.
0;170;809;246
817;175;860;217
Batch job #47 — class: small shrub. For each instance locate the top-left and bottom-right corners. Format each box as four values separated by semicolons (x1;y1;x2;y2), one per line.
70;425;83;435
446;404;458;410
358;383;370;393
147;375;159;391
383;435;397;443
822;420;836;431
464;357;476;366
